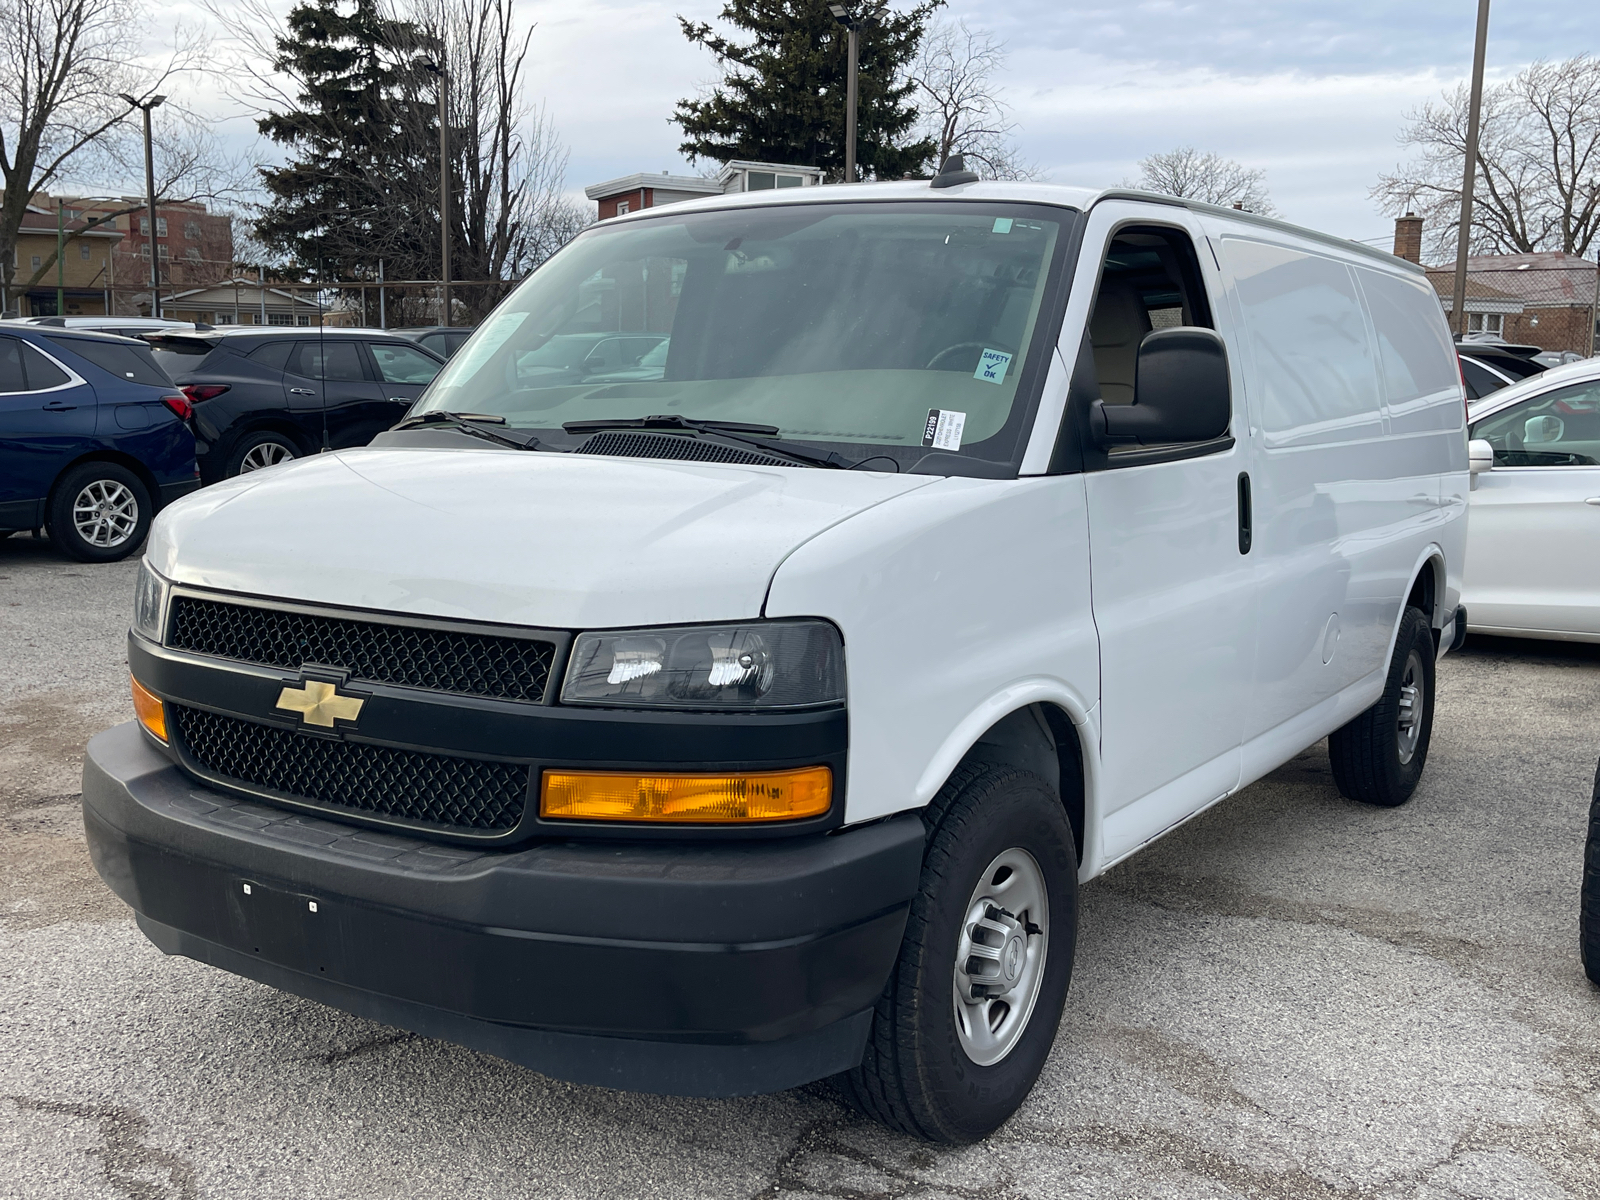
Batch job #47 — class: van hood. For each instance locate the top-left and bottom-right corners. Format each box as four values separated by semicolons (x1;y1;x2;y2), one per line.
146;446;938;628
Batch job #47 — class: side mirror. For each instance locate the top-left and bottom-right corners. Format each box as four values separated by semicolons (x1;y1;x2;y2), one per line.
1092;327;1232;447
1468;438;1495;477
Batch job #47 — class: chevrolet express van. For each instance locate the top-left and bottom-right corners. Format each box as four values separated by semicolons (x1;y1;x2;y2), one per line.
85;167;1469;1142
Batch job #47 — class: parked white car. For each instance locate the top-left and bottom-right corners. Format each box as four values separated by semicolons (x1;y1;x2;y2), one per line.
83;170;1468;1142
1465;357;1600;642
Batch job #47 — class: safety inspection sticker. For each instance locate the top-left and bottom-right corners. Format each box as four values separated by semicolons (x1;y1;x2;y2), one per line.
974;348;1013;384
923;409;967;451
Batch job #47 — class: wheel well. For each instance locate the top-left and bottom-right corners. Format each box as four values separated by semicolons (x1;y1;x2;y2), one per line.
956;703;1086;864
48;451;160;516
1406;556;1441;628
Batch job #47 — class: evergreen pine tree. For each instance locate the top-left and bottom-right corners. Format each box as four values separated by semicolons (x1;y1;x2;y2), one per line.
254;0;439;283
673;1;941;181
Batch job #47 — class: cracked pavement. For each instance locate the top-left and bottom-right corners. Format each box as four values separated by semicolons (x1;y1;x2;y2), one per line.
2;532;1598;1199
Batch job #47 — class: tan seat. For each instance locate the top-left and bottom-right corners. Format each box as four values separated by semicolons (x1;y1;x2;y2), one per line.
1089;277;1151;406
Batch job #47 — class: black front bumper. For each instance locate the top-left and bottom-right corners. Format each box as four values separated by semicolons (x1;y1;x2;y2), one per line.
84;723;924;1097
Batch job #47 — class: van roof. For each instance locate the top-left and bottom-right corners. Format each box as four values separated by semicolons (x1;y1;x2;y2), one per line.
605;179;1421;278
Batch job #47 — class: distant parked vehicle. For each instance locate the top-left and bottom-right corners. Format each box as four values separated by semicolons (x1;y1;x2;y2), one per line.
1584;757;1600;987
393;326;473;360
1457;340;1547;400
144;327;445;482
1464;357;1600;641
1533;350;1589;369
19;316;209;338
0;324;198;561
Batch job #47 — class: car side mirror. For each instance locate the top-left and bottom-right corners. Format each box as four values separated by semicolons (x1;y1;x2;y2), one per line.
1468;438;1495;485
1091;327;1232;447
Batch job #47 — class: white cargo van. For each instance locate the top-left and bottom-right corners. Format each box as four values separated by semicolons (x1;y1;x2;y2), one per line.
86;165;1468;1142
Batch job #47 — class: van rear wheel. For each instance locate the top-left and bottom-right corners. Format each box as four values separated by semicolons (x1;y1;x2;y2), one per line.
1329;605;1435;807
837;765;1078;1143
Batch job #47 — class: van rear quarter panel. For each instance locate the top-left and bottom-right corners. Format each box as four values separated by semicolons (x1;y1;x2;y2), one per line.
763;474;1100;831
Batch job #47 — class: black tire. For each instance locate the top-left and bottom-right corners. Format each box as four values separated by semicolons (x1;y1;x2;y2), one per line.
837;764;1078;1143
1329;606;1436;807
225;431;300;477
45;462;152;563
1582;759;1600;988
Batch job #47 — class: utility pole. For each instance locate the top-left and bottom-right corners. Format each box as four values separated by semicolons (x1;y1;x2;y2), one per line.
425;60;451;326
119;92;167;318
829;3;887;184
56;198;65;317
1450;0;1491;339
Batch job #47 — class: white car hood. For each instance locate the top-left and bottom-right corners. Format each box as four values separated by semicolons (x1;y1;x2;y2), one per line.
146;446;937;628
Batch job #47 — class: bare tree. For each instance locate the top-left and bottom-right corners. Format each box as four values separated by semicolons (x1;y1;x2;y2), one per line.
0;0;212;310
1128;147;1277;215
909;19;1035;181
1373;56;1600;261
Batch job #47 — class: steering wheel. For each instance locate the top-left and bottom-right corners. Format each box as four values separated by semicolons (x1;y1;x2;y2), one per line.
926;342;1016;372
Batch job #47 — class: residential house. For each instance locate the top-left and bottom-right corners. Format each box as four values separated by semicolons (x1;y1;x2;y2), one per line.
3;196;125;317
585;161;825;221
162;279;327;327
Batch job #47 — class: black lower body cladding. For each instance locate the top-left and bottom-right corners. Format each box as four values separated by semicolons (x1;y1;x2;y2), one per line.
82;723;925;1097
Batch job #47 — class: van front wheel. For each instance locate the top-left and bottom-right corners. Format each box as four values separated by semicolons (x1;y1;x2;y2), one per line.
837;765;1078;1143
1329;605;1436;807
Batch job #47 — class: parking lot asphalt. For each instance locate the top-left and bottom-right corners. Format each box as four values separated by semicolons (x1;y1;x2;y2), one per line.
2;531;1598;1200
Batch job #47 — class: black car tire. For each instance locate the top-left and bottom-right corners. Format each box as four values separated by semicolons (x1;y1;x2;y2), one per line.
1582;759;1600;988
837;764;1078;1143
46;462;153;563
225;431;300;477
1329;606;1436;808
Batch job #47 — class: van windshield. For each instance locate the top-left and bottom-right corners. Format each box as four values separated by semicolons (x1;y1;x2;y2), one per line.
415;201;1074;470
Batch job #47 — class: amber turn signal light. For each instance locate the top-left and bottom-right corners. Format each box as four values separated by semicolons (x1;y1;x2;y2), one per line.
131;675;167;743
540;766;832;824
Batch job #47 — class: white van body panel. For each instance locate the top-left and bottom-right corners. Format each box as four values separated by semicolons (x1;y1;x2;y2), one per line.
765;474;1100;829
145;447;937;628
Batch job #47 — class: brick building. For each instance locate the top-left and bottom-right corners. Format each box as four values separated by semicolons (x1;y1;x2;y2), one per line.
584;161;825;221
108;198;235;313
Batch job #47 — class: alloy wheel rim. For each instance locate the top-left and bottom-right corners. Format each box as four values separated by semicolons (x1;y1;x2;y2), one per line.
71;480;139;548
1396;649;1425;765
952;847;1049;1067
240;442;293;472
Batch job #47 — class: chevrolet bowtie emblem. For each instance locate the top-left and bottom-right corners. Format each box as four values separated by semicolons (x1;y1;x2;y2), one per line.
275;679;365;728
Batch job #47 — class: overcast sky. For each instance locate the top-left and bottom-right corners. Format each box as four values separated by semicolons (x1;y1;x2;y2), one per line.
154;0;1595;248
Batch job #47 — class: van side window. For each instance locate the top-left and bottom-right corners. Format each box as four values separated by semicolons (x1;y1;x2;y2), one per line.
1089;227;1213;407
1223;238;1382;447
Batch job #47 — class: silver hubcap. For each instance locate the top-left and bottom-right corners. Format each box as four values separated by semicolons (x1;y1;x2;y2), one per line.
1396;649;1425;765
240;442;293;472
953;848;1049;1067
71;480;138;548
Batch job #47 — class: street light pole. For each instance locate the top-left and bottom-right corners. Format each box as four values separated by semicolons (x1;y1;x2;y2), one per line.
829;3;887;184
1450;0;1491;339
424;60;451;326
119;92;167;318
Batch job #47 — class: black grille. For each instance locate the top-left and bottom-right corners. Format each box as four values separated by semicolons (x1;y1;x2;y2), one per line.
170;705;527;832
573;430;796;467
168;596;554;703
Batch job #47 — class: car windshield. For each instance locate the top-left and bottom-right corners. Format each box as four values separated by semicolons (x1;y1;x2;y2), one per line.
414;200;1075;470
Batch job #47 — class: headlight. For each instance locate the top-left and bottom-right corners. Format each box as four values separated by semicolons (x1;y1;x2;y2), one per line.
132;560;169;643
561;620;845;710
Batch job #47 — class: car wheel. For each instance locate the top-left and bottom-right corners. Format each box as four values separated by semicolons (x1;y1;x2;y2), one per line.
1582;759;1600;988
1328;605;1436;807
46;462;152;563
226;432;299;477
837;764;1078;1143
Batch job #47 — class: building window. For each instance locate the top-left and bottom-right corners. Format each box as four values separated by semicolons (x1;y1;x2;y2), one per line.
1468;313;1504;336
185;248;201;261
616;201;629;215
215;313;235;325
30;255;41;269
79;243;91;260
184;221;201;240
139;244;150;260
296;315;313;326
139;217;149;235
267;312;293;326
156;217;167;237
157;245;169;260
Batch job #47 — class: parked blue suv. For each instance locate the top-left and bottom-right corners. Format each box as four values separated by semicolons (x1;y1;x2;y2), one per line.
0;324;199;562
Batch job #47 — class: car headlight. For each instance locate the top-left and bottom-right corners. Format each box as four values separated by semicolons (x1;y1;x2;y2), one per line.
561;620;845;710
132;560;169;643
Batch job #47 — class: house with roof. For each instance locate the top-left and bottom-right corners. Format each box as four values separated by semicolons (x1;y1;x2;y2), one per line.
2;198;125;317
162;279;327;327
584;161;825;221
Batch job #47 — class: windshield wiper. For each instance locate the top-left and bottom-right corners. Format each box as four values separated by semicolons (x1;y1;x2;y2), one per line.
394;410;541;451
561;414;855;469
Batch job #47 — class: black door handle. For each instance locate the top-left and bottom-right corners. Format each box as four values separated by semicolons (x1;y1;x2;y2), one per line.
43;400;78;411
1237;471;1253;555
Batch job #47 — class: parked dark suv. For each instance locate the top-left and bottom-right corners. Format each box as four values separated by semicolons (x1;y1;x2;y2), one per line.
145;328;445;482
0;324;198;562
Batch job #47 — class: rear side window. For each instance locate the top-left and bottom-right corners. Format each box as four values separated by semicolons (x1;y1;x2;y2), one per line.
1355;268;1462;433
1224;238;1383;447
1460;358;1508;399
0;337;25;391
247;341;294;371
46;337;174;387
21;343;71;390
288;341;365;381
